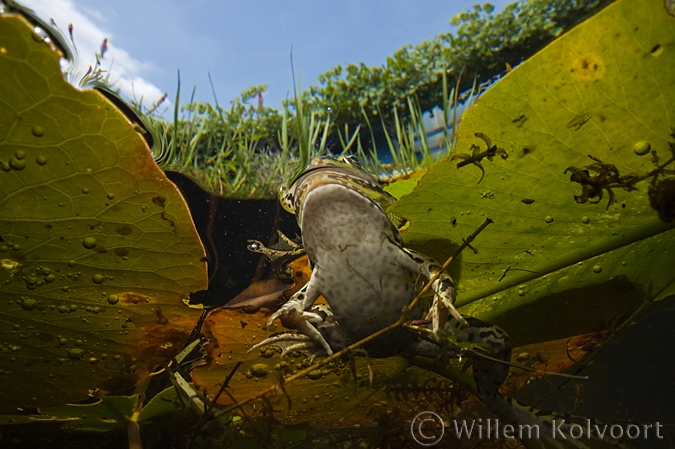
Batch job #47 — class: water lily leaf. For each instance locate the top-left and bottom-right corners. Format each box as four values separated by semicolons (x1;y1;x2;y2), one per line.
390;0;675;345
192;307;465;427
0;13;207;411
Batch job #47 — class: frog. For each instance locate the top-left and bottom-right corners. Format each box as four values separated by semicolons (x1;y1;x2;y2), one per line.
249;155;473;359
247;156;630;449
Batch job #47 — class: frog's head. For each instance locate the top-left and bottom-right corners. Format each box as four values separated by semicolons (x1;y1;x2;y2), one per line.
279;156;396;216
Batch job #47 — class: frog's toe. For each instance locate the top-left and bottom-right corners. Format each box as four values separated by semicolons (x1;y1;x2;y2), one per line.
265;300;304;329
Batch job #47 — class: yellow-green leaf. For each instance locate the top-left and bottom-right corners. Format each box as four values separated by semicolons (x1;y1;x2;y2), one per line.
0;13;207;411
390;0;675;345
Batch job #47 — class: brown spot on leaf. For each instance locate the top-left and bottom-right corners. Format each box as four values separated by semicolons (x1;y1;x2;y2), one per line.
152;196;166;207
119;292;153;305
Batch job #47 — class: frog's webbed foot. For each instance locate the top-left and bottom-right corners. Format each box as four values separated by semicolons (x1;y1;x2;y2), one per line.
263;281;334;356
398;248;469;339
265;299;334;356
252;303;343;361
247;230;304;261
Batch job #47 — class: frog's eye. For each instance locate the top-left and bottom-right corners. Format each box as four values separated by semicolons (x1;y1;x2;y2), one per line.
341;155;362;170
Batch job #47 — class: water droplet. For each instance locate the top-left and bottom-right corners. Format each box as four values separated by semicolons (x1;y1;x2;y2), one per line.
45;274;55;283
58;305;68;313
82;188;89;194
633;141;651;156
250;363;271;378
58;338;67;345
308;370;323;380
15;150;25;159
9;157;25;170
581;216;590;224
36;155;48;165
107;295;119;305
544;216;554;224
82;237;97;249
21;298;38;311
67;348;84;359
107;192;115;200
89;357;98;364
69;304;78;312
517;290;525;296
593;265;602;273
621;261;627;266
32;126;45;137
92;274;105;284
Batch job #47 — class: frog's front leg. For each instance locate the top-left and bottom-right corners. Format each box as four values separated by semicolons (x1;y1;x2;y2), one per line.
264;276;334;356
397;248;469;337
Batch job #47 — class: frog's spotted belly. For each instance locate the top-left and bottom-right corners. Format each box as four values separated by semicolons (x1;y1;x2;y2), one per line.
302;184;417;343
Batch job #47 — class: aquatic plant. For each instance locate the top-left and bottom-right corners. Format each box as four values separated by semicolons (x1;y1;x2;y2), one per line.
0;5;207;413
149;0;613;199
2;1;675;448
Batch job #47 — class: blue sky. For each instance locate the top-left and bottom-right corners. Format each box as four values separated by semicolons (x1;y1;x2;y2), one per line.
19;0;511;114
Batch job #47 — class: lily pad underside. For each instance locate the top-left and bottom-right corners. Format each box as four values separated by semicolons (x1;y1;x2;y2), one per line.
391;0;675;346
0;13;207;412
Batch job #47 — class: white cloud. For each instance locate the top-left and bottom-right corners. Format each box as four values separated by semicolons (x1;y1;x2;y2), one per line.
15;0;170;111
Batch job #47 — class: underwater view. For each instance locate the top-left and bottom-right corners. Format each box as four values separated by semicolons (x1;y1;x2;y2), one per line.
1;0;675;448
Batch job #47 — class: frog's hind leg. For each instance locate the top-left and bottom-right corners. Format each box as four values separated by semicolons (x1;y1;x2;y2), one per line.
395;247;469;337
264;276;334;356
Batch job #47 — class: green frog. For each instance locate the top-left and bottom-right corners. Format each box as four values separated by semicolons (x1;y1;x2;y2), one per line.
250;156;480;359
248;156;629;449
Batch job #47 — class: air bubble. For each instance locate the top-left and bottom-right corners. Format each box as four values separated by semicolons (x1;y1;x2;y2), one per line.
92;274;105;284
250;363;271;378
593;265;602;273
581;216;590;224
15;150;26;159
308;370;323;380
633;141;651;156
82;188;89;194
45;274;55;283
107;193;115;200
36;155;48;165
107;295;119;305
9;158;25;170
21;298;38;311
544;216;554;224
32;126;45;137
67;348;84;359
